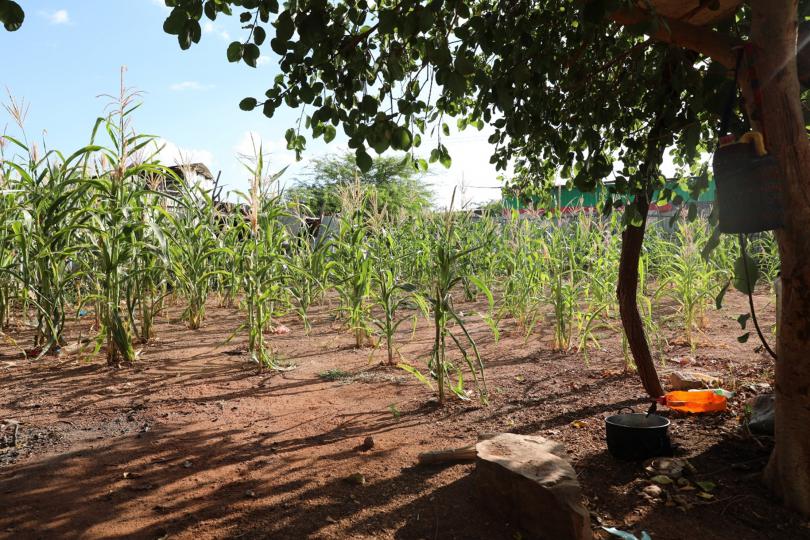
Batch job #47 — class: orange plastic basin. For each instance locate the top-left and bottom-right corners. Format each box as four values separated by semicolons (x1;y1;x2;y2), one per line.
664;390;727;413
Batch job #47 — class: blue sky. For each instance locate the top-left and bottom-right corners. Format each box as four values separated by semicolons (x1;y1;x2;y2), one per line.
0;1;505;207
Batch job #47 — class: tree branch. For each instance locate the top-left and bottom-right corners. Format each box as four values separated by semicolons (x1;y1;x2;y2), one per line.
611;8;739;68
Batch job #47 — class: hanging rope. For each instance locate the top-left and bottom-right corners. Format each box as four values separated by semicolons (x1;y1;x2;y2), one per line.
739;234;778;359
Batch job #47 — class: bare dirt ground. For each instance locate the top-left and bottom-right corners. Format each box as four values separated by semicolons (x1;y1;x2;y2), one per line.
1;289;808;540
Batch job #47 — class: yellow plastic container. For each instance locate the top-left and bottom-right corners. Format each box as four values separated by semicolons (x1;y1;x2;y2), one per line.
663;390;727;413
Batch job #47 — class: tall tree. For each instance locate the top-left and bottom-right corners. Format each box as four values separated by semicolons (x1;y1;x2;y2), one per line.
286;152;432;215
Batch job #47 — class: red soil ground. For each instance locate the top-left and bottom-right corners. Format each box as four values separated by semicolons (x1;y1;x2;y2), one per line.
1;289;808;539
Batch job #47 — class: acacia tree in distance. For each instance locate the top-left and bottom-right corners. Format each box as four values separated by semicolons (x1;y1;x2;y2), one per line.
287;152;432;215
157;0;810;514
5;0;810;514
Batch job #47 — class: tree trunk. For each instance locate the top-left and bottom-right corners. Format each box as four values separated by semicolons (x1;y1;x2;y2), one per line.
610;0;810;515
747;0;810;515
617;194;664;399
615;54;676;401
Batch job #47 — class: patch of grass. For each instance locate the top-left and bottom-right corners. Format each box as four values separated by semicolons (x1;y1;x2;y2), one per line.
352;370;408;385
318;368;351;382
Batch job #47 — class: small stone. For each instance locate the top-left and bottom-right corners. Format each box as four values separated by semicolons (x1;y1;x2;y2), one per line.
245;489;256;498
747;382;772;393
669;357;694;367
270;324;291;335
182;460;193;468
645;457;686;479
668;371;720;391
357;436;374;452
746;393;775;435
642;484;663;499
671;494;693;510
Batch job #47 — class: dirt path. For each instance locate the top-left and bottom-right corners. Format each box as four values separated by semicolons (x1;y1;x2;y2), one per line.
1;293;808;539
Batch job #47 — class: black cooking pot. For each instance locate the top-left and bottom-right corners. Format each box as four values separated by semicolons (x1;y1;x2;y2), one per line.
605;410;671;461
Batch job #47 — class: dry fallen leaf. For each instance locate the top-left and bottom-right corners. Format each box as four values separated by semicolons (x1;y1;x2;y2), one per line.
695;480;717;492
651;475;673;485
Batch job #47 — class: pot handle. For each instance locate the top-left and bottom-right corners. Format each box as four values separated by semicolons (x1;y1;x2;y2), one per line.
615;406;635;415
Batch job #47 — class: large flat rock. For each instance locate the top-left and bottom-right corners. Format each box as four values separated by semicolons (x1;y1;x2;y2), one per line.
475;434;592;540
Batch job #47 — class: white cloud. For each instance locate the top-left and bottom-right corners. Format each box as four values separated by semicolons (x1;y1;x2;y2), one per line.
153;138;216;170
169;81;212;91
40;9;70;25
150;0;170;11
203;21;231;41
423;124;510;209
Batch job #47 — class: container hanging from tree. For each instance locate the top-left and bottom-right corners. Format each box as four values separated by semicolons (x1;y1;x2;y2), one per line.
713;131;784;234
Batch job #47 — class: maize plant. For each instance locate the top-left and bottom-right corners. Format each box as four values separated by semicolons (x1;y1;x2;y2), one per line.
403;193;489;405
160;185;225;330
232;142;293;369
543;221;582;351
83;77;166;364
287;217;333;334
2;136;94;355
0;183;17;329
498;215;547;339
369;230;427;365
126;172;171;342
654;221;722;349
332;182;374;348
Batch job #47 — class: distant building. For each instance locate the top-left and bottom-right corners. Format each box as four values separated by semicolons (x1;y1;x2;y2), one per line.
162;163;216;196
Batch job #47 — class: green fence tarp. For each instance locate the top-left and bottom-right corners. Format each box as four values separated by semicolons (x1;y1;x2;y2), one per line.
503;178;715;210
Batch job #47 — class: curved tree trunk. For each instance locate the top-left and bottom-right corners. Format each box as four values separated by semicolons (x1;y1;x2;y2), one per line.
617;193;664;399
747;0;810;515
615;57;675;401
